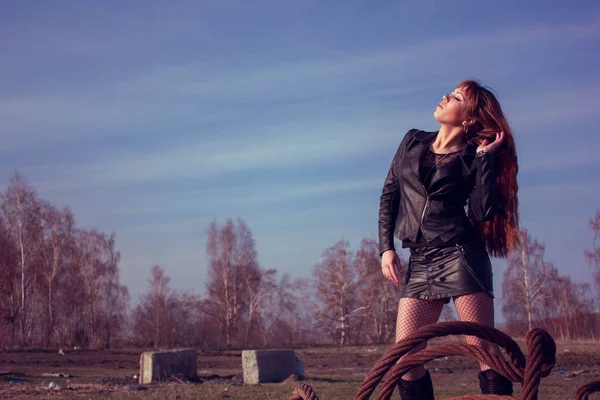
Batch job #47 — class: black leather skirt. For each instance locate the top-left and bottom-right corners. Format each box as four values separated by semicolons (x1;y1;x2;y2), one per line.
401;237;494;303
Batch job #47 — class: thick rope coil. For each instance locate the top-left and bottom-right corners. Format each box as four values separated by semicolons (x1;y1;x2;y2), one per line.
288;321;600;400
290;383;320;400
573;380;600;400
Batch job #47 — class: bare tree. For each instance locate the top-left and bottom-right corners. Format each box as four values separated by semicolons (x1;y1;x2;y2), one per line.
133;265;172;349
99;280;129;349
204;218;260;348
230;220;274;347
260;273;288;346
270;276;319;347
585;211;600;305
0;214;19;346
313;239;362;345
289;277;319;345
54;250;88;348
242;266;277;347
0;172;42;345
354;238;402;343
38;202;75;347
0;172;130;349
150;265;170;348
502;229;553;331
169;291;206;347
540;268;595;340
75;228;121;348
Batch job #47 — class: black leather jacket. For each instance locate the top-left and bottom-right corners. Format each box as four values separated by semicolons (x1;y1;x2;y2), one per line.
378;129;499;255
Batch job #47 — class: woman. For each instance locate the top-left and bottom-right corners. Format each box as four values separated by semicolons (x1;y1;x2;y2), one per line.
378;79;519;399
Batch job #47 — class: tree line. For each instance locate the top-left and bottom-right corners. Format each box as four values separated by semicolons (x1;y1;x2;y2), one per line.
502;226;598;340
1;172;599;350
0;173;128;349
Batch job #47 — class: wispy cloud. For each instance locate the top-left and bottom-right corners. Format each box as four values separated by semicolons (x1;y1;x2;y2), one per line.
519;180;600;206
520;152;599;173
2;17;599;152
17;79;599;194
505;85;600;129
21;117;402;192
34;174;382;231
88;17;600;105
230;178;381;208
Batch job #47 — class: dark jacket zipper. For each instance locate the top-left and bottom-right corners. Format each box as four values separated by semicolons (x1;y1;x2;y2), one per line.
420;184;429;227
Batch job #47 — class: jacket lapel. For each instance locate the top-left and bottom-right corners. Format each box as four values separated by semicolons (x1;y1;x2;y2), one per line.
406;130;436;179
405;130;477;193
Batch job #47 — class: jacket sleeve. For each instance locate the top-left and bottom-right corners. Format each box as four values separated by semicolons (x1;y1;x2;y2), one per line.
378;130;415;256
469;151;500;221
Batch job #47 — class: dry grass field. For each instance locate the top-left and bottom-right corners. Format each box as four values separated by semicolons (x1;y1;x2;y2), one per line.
1;337;599;399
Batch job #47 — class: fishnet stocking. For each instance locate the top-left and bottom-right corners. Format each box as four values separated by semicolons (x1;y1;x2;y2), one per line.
395;297;444;380
395;292;502;381
454;292;502;371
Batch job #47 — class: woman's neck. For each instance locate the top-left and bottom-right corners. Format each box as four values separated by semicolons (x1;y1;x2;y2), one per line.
432;125;466;153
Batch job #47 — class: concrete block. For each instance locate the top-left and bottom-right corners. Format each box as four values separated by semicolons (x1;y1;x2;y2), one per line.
242;349;304;384
139;348;197;384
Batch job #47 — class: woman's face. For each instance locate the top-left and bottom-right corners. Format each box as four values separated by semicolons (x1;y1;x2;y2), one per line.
433;86;470;127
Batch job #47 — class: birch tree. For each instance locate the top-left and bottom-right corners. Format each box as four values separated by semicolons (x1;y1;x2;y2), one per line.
0;214;19;346
75;228;121;347
134;265;172;348
38;202;75;347
546;273;594;340
204;218;260;348
313;239;362;345
259;274;311;347
585;211;600;305
354;238;402;343
242;266;277;347
0;172;42;345
502;229;553;331
0;172;129;348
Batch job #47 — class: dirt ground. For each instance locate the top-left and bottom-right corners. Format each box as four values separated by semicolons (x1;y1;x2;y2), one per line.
1;338;599;399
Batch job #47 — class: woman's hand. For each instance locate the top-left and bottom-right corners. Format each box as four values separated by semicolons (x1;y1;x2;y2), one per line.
381;250;402;285
477;131;505;154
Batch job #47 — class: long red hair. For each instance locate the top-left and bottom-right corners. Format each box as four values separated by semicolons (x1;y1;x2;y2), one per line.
459;79;519;258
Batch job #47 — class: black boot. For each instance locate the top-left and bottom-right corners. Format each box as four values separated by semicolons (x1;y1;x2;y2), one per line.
397;370;435;400
478;369;513;395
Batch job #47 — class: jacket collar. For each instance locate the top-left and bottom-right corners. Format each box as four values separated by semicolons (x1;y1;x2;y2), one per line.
407;130;476;183
413;130;438;142
412;129;477;156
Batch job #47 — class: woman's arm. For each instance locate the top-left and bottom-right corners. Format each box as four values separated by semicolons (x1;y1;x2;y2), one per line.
378;129;415;255
469;151;500;221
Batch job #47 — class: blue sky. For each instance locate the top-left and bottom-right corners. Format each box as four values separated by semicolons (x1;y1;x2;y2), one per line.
2;1;599;321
